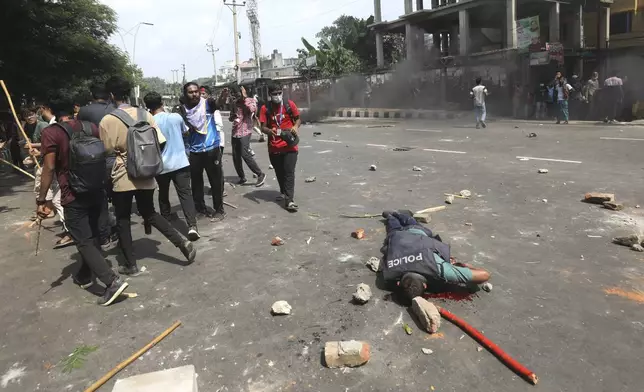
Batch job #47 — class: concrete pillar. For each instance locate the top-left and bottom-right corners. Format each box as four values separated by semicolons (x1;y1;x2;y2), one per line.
431;0;438;9
432;33;441;51
406;23;421;60
441;32;449;55
506;0;517;48
374;0;382;22
450;25;459;56
405;0;413;14
549;1;560;43
459;10;469;55
573;4;584;48
416;0;424;10
376;32;385;67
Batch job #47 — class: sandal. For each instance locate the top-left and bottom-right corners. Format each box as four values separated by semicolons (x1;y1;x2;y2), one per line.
54;234;75;249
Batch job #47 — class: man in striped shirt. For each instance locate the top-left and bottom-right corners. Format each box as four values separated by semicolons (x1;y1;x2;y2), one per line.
603;71;624;123
230;84;266;186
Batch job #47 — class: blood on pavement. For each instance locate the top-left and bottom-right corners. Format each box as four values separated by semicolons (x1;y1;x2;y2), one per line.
424;292;477;302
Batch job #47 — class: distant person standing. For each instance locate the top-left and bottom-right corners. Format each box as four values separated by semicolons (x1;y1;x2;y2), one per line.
603;71;624;124
143;91;200;241
470;78;488;129
534;83;548;120
78;83;117;126
584;72;600;120
229;84;266;187
551;71;573;124
512;83;523;118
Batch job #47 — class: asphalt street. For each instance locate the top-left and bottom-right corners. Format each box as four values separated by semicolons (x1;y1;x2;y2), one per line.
1;117;644;391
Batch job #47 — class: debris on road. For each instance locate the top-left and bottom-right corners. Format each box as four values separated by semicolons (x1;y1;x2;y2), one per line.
271;237;285;246
481;282;493;293
306;236;313;245
223;201;238;209
444;193;469;199
459;189;472;198
603;201;624;211
477;347;484;352
445;194;455;204
341;213;381;219
394;146;413;151
268;165;274;170
587;235;602;238
305;176;317;183
465;222;473;226
584;192;615;205
411;297;441;334
366;257;381;272
353;283;372;304
537;169;549;174
613;235;641;247
403;323;413;335
528;132;537;138
369;165;377;171
308;212;320;218
271;301;292;315
637;205;641;209
631;244;644;252
227;182;236;189
421;348;433;355
412;166;423;171
415;206;446;215
313;132;322;136
542;199;548;203
324;341;370;368
352;229;365;240
413;213;431;224
519;157;530;161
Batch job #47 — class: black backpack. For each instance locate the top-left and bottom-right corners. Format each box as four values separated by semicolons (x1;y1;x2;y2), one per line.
59;121;106;194
109;108;164;179
267;101;299;147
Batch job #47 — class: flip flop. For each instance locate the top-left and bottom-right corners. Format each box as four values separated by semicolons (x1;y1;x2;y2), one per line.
53;235;75;249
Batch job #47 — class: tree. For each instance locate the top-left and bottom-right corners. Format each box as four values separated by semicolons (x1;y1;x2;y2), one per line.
299;37;362;78
0;0;136;105
140;77;170;96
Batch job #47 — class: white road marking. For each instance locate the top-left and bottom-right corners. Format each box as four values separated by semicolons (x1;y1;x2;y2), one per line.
316;150;332;154
516;156;582;164
423;148;466;154
406;128;443;132
299;145;313;148
600;137;644;141
367;143;388;148
316;139;342;143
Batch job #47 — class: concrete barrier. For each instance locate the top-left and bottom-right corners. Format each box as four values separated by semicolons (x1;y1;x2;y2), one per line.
318;108;469;121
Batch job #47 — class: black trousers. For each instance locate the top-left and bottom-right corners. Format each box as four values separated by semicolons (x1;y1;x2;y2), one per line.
64;191;116;286
155;166;197;227
189;148;224;214
112;189;185;267
269;151;298;204
232;135;263;180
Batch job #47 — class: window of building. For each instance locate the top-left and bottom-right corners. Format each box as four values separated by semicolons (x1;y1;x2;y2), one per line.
276;72;280;76
610;11;633;35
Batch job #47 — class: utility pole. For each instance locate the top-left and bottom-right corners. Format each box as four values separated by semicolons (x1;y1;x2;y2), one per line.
181;64;186;84
224;0;246;82
171;69;179;100
206;43;219;85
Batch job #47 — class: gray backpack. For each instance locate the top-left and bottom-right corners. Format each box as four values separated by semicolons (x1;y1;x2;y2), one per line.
109;108;164;179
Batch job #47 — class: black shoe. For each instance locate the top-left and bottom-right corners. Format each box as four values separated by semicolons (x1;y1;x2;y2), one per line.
256;173;266;187
197;210;213;219
180;241;197;264
72;275;93;290
211;212;226;222
481;121;487;128
100;235;118;252
286;201;299;212
238;178;248;185
188;226;200;241
98;277;129;306
144;221;152;235
118;265;142;277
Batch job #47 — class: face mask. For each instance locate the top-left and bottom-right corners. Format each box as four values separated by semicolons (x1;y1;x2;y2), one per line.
271;94;283;104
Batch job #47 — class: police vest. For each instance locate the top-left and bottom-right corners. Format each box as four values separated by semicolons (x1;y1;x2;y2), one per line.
382;227;450;283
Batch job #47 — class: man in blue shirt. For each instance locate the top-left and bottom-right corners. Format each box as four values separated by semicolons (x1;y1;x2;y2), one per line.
144;92;199;241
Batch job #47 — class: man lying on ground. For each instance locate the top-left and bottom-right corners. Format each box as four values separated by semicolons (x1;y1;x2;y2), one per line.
381;210;490;303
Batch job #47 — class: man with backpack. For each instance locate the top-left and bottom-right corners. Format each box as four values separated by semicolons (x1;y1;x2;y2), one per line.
36;101;129;307
99;76;196;276
181;82;227;221
143;91;200;241
259;83;301;212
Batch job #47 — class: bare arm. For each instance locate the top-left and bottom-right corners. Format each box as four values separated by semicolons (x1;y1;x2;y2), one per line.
38;153;56;202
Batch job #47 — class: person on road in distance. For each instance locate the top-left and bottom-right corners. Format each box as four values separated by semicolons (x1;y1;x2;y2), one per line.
180;82;227;221
584;72;600;121
603;70;624;124
381;211;491;304
229;83;266;187
37;101;129;306
259;83;301;212
551;71;573;124
144;91;200;241
470;77;488;129
100;76;196;277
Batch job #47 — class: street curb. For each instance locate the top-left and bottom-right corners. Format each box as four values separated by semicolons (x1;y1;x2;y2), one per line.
323;108;469;120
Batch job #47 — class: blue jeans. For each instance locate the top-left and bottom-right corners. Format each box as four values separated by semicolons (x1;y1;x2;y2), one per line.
557;100;569;122
475;104;486;123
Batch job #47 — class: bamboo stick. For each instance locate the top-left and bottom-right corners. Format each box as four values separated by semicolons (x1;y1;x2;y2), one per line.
415;206;446;215
0;158;35;179
0;80;40;169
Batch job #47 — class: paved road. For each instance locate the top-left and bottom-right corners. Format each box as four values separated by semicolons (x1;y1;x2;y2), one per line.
1;118;643;391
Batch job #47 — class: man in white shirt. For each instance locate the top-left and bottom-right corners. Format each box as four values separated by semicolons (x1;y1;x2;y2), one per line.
551;71;573;124
470;77;488;129
603;71;623;123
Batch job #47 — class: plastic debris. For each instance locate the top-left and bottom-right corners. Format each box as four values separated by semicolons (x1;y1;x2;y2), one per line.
537;169;548;174
271;237;285;246
369;165;377;171
459;190;472;198
305;176;316;183
403;323;413;335
421;348;433;355
412;166;422;172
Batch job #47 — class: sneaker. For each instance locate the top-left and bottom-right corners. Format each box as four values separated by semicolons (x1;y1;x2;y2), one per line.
117;265;142;277
475;123;480;129
481;121;487;128
556;120;561;124
211;211;226;222
563;121;569;124
100;234;119;252
180;241;197;264
256;173;266;187
250;149;256;156
72;275;93;290
276;194;285;201
238;178;248;185
97;277;129;307
259;135;266;142
188;226;200;242
286;201;299;212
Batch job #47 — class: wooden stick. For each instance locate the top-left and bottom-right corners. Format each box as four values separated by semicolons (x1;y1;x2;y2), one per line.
224;201;238;209
0;158;35;179
340;213;381;218
0;80;40;169
443;193;469;199
84;321;182;392
35;218;42;256
415;206;446;215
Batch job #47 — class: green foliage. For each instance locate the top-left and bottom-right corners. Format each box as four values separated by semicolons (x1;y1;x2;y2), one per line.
59;345;99;373
0;0;136;105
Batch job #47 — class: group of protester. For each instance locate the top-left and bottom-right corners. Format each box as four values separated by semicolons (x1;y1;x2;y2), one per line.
2;75;302;307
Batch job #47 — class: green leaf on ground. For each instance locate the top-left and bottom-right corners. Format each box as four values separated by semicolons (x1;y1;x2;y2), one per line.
59;345;99;373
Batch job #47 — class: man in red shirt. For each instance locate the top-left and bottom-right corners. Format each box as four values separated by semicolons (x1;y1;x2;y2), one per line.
37;102;129;307
259;83;301;211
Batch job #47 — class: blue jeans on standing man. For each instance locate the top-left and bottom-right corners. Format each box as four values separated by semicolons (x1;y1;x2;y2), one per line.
475;104;486;126
557;100;569;123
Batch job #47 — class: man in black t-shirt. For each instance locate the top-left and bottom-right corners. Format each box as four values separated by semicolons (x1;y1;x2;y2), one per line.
78;83;116;126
